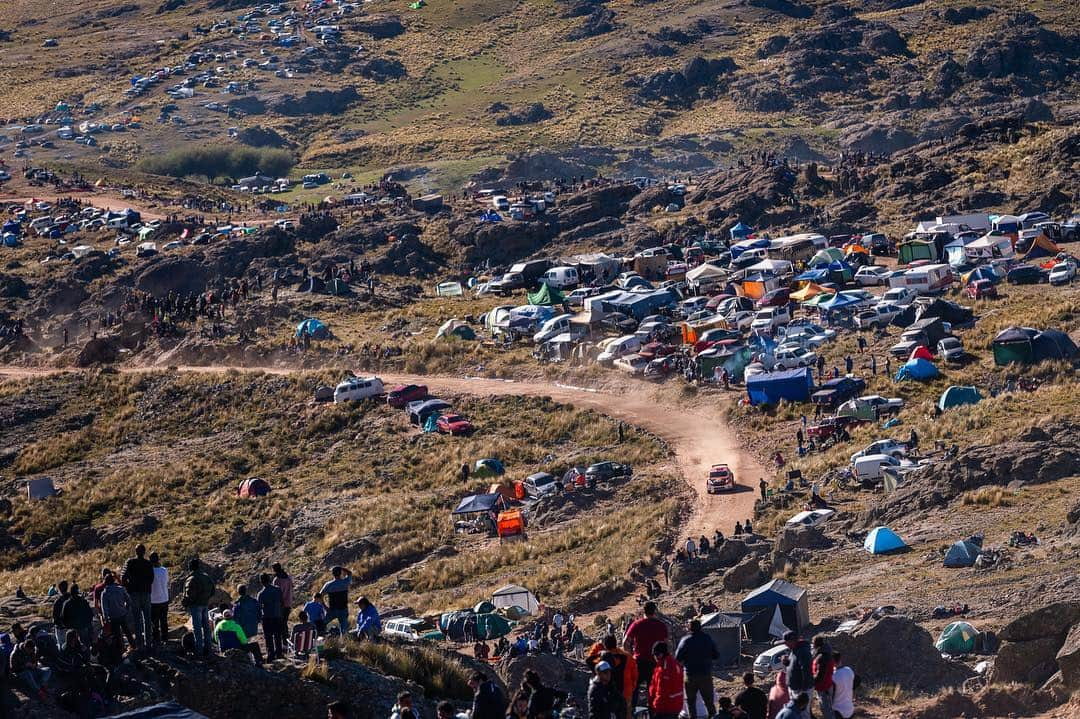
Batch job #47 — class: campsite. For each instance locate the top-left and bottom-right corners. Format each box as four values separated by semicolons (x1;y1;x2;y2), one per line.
1;0;1080;718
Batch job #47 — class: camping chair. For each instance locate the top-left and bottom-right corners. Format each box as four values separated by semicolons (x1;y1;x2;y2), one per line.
290;627;316;657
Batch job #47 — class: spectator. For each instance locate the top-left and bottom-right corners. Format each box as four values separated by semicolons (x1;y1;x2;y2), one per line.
811;636;835;719
213;609;264;666
507;692;530;719
524;668;565;719
258;573;286;661
734;672;768;719
51;580;69;648
390;691;418;719
768;663;790;719
675;619;718;719
122;544;155;649
832;652;856;719
101;574;136;653
783;632;813;719
355;596;381;640
9;640;47;700
622;601;668;702
587;661;624;719
304;592;328;635
150;552;169;646
647;641;684;719
469;670;508;719
233;585;261;641
60;584;94;649
320;566;353;635
182;559;215;657
272;563;294;624
774;693;810;719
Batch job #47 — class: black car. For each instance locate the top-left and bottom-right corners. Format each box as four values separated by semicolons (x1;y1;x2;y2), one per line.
584;461;633;484
1006;265;1047;285
810;377;867;408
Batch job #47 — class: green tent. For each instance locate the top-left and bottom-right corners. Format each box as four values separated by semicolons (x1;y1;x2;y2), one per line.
898;239;937;265
476;612;512;640
526;283;565;306
809;248;844;267
474;458;505;478
803;292;838;307
992;327;1036;366
938;386;982;411
935;621;977;654
474;601;496;615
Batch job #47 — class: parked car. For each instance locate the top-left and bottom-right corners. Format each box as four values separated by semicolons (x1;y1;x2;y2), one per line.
436;413;474;436
1006;265;1047;285
851;439;908;463
1048;261;1077;285
855;304;900;329
852;453;904;482
937;337;965;362
613;354;649;375
778;323;835;348
756;288;791;308
750;306;792;334
811;377;867;408
857;394;904;415
881;287;917;306
706;463;736;493
964;279;998;299
523;472;559;499
773;346;816;371
585;461;633;484
855;266;892;286
382;618;443;642
333;376;384;403
387;384;428;408
786;509;835;527
566;286;603;308
754;644;791;678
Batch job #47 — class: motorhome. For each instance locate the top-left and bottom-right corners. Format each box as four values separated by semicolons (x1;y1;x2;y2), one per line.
887;264;953;293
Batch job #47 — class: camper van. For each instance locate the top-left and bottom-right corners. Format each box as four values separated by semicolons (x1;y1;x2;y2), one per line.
596;335;641;365
887;264;953;294
540;266;580;289
333;376;385;403
852;453;902;482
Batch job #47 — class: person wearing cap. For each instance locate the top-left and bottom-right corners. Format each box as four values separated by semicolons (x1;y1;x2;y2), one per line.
773;692;810;719
213;608;264;666
782;632;813;719
588;661;624;719
355;596;382;640
647;641;684;719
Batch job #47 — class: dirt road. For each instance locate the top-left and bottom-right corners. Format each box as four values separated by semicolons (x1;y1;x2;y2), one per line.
0;365;762;539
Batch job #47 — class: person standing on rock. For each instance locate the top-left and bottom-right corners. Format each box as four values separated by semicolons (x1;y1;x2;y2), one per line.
122;544;154;650
759;478;769;502
182;558;215;657
675;619;718;719
661;557;672;587
272;563;293;625
258;573;286;661
149;552;169;646
320;566;353;636
51;580;69;648
684;537;697;561
101;574;136;654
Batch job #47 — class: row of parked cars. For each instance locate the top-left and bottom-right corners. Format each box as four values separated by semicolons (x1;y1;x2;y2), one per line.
331;377;475;435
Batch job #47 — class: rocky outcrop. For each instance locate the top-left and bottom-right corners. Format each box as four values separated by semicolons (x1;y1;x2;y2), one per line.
353;15;405;39
990;602;1080;686
136;258;211;296
1057;624;1080;688
993;636;1064;685
272;87;361;116
721;555;764;592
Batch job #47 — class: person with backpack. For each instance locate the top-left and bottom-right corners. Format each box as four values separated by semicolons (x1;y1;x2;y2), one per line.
100;574;136;653
319;566;353;635
783;632;813;719
122;544;155;650
182;559;215;656
60;584;94;650
258;573;286;661
647;642;684;719
469;670;507;719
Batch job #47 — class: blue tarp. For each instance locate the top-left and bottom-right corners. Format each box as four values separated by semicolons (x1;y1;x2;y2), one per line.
295;318;329;339
452;493;502;515
864;526;908;554
894;358;940;382
815;293;863;312
795;269;829;283
730;238;770;259
746;367;813;405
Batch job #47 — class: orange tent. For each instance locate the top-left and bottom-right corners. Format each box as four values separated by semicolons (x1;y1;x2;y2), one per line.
496;509;525;538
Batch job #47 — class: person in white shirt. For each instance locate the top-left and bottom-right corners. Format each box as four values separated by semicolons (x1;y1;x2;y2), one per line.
149;552;170;647
831;652;856;719
553;611;565;633
685;537;697;560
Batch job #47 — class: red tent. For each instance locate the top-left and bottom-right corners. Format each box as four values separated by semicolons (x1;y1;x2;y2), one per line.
237;477;271;498
910;346;933;361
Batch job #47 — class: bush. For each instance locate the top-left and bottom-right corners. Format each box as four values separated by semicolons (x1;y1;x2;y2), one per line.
342;640;472;699
138;145;295;182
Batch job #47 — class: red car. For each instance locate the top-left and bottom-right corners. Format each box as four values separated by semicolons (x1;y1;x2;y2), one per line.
964;279;998;300
387;384;428;409
756;288;791;308
436;413;474;436
706;464;736;493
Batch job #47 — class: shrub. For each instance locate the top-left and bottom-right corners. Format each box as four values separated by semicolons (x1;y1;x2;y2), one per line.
138;145;295;182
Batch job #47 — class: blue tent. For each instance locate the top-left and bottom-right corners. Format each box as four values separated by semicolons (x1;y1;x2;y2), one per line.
795;269;829;283
962;266;1000;285
943;537;982;568
2;220;20;235
864;526;908;554
730;238;770;259
295;318;329;339
746;367;813;406
894;357;940;382
729;222;753;241
815;293;862;312
2;233;19;247
938;385;982;410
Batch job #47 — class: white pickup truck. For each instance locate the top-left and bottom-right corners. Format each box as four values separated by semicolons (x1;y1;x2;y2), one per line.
750;306;792;334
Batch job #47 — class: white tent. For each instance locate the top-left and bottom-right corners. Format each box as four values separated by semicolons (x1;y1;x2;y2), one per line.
768;605;791;639
746;258;794;276
492;584;540;615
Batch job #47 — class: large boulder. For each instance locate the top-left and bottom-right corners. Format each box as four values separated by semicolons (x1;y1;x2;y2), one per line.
991;636;1063;685
998;602;1080;643
136;257;211;296
496;653;586;697
712;538;750;568
826;616;974;690
775;525;833;554
722;555;765;593
75;337;120;366
1057;623;1080;688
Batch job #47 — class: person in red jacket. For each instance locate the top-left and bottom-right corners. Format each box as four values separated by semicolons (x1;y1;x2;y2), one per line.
648;642;684;719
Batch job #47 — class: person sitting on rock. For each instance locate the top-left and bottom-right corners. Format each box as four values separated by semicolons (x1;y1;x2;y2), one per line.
213;609;264;666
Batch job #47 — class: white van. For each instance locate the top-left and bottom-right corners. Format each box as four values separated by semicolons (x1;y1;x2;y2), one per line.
29;217;53;233
333;376;385;403
533;313;573;344
887;264;953;293
597;335;641;365
541;266;580;289
851;453;901;482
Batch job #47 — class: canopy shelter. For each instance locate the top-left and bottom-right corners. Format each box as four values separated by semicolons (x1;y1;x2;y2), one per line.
699;612;755;667
452;493;507;515
746;367;813;406
685;262;727;289
740;579;809;642
790;282;832;302
938;385;982;411
864;526;908;554
492;584;540;615
729;222;753;241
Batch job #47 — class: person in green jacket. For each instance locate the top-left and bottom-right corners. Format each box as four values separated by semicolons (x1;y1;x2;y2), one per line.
214;609;264;666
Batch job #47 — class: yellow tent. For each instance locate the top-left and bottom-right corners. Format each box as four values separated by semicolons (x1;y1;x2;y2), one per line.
791;282;832;302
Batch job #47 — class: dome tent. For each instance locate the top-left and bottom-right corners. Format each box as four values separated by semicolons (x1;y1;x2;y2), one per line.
237;477;271;498
909;345;933;361
296;318;329;339
943;536;983;568
864;526;908;555
894;357;940;382
474;601;496;615
938;385;982;411
935;621;978;655
473;458;505;478
491;584;540;615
